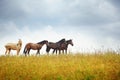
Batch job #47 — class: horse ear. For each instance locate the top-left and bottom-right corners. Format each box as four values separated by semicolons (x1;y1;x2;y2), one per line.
63;38;65;40
45;40;48;42
19;39;21;41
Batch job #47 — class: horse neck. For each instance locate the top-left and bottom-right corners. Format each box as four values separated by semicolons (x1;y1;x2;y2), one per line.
16;44;22;50
66;41;71;47
61;42;68;48
66;43;69;48
57;39;65;44
18;43;22;47
17;42;22;48
38;43;46;47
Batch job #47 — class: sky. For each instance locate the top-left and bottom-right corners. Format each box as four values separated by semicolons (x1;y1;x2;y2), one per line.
0;0;120;55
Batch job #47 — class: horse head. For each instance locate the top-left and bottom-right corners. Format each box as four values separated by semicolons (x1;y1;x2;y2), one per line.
37;40;49;46
67;39;73;46
17;39;22;48
43;40;49;46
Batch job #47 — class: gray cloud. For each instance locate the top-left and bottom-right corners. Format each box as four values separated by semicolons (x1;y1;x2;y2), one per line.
0;0;119;26
0;0;27;21
110;0;120;8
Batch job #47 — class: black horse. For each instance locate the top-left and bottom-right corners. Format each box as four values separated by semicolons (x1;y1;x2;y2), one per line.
46;38;66;54
53;39;73;54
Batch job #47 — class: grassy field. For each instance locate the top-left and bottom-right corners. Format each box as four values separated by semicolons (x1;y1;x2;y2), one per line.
0;52;120;80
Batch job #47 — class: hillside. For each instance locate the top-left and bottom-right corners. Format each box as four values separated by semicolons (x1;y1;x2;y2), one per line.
0;53;120;80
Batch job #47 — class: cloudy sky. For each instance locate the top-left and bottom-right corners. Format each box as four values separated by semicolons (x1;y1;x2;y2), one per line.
0;0;120;55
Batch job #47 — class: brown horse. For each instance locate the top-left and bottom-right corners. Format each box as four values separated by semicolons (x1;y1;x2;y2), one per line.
23;40;48;56
53;39;73;54
5;39;22;55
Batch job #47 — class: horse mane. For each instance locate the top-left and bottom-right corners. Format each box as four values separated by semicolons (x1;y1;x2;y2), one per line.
66;39;73;46
66;39;72;43
57;38;65;43
49;42;55;44
37;40;48;44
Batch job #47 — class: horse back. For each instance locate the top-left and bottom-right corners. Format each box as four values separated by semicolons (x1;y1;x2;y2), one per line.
48;42;57;49
5;43;18;50
25;43;40;50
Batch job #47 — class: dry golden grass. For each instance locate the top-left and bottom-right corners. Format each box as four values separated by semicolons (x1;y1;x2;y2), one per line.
0;52;120;80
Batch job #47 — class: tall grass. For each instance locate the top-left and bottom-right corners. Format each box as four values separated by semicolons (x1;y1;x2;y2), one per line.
0;52;120;80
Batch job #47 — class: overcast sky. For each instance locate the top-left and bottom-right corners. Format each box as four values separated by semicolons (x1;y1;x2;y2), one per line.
0;0;120;55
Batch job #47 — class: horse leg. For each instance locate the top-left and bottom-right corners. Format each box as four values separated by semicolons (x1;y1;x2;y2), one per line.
8;49;11;55
17;50;18;55
28;49;30;56
38;50;40;55
59;50;61;55
24;49;27;56
25;50;27;54
55;49;57;55
66;49;67;54
47;48;51;55
5;48;8;55
17;49;20;55
53;49;57;55
62;50;64;54
53;49;55;54
36;50;40;55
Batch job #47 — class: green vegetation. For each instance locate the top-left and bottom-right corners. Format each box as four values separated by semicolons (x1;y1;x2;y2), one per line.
0;52;120;80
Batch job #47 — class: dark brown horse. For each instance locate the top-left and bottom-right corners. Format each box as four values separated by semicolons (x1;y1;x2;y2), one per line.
53;39;73;54
46;38;66;54
23;40;48;56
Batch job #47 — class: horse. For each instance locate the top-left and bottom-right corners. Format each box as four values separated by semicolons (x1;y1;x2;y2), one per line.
5;39;22;55
46;38;66;54
53;39;73;54
23;40;48;56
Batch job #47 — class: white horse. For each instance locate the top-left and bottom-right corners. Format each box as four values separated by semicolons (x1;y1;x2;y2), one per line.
5;39;22;55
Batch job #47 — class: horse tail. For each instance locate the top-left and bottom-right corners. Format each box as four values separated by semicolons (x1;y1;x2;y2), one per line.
23;46;27;54
46;46;50;53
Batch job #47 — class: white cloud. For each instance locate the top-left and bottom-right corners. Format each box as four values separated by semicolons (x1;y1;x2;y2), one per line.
0;0;120;55
0;23;97;55
102;21;120;32
0;22;120;55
